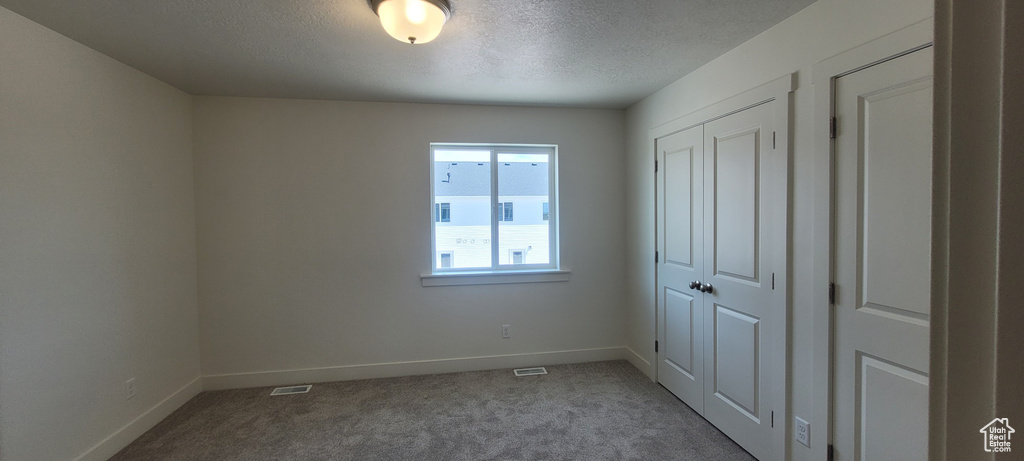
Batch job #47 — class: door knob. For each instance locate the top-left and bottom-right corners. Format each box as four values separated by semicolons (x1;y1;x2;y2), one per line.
689;281;701;290
700;283;714;294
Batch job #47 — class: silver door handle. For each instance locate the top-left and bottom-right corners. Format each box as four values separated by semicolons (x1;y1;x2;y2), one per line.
700;283;714;294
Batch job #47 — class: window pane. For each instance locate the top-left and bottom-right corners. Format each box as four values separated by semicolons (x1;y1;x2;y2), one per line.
434;151;491;269
440;203;450;222
497;153;550;266
503;202;513;221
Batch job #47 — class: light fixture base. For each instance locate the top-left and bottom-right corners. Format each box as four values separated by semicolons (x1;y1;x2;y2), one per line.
368;0;453;20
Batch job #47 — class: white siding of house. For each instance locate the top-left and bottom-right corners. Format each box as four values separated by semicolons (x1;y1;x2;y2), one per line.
435;196;552;268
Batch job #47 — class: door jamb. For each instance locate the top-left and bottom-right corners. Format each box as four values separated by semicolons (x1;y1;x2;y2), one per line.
809;18;933;461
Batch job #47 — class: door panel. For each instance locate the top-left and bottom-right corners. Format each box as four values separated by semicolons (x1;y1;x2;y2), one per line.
664;146;695;268
664;288;697;378
713;128;760;283
702;102;776;461
713;303;760;419
657;125;705;412
833;47;932;461
859;79;933;320
858;354;929;461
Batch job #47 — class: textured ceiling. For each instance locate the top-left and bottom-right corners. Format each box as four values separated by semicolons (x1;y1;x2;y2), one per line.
0;0;816;108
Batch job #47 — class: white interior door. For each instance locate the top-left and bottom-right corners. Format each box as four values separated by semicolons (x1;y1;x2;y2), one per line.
657;125;706;413
701;102;777;461
832;47;933;461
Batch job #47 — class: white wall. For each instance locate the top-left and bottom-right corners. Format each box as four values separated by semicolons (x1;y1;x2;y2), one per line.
623;0;932;460
0;6;201;461
193;98;626;383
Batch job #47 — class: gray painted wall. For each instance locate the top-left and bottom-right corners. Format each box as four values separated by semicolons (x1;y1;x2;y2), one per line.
192;97;626;379
0;7;200;460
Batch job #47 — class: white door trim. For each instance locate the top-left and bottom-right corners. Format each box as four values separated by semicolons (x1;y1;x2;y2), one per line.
651;73;793;461
810;18;933;461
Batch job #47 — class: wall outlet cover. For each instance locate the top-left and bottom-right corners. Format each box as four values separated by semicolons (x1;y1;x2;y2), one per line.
795;417;810;447
125;378;137;401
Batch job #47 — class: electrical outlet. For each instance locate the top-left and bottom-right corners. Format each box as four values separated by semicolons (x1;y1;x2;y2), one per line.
125;378;137;401
501;324;510;339
795;417;810;447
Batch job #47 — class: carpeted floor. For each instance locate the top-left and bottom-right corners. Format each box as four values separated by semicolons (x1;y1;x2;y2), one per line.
111;360;755;460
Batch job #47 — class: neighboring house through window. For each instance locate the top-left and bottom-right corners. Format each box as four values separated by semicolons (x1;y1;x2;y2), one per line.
430;144;557;272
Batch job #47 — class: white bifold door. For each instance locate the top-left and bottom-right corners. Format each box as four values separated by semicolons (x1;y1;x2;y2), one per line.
832;47;933;461
657;101;781;461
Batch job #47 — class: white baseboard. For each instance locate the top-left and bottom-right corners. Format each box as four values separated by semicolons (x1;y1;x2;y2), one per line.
74;376;202;461
624;346;655;381
203;347;628;390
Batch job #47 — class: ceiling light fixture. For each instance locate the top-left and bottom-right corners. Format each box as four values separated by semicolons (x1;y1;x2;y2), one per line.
368;0;452;45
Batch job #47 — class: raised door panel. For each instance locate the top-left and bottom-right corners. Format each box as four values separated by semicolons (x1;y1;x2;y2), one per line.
859;80;933;321
713;304;760;420
857;354;929;461
664;146;695;268
664;288;697;379
712;128;760;284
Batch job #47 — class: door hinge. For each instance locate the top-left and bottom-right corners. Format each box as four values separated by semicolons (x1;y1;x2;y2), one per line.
771;410;774;428
655;251;659;263
772;273;775;290
828;444;834;461
655;340;659;353
829;282;836;304
655;160;658;172
772;131;777;149
829;116;838;139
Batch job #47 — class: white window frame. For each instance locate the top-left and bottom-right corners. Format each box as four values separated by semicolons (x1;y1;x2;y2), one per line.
425;143;564;285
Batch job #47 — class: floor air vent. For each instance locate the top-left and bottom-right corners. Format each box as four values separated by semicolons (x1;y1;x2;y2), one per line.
270;384;312;396
513;367;548;377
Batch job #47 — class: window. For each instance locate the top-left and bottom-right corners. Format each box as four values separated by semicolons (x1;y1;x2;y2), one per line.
439;251;454;268
435;203;450;223
429;144;558;273
498;202;513;221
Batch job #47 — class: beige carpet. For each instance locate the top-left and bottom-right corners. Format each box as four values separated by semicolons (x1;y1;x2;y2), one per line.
111;360;755;460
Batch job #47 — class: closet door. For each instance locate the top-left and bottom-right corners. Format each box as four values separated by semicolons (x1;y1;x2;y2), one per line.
656;125;706;413
832;47;932;461
701;102;777;461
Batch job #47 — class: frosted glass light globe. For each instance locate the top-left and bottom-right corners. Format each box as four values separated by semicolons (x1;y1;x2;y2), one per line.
375;0;450;44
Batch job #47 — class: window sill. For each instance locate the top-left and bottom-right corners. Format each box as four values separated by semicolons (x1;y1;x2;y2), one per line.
421;269;571;287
